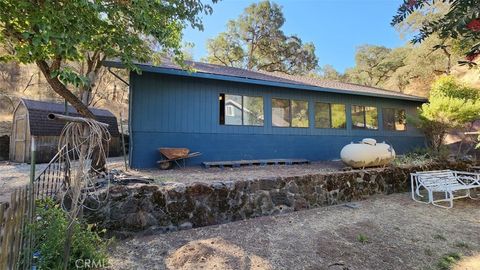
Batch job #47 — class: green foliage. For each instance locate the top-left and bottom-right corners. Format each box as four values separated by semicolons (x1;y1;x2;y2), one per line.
316;64;345;81
430;76;480;100
0;0;214;67
413;76;480;152
357;234;369;244
345;45;406;87
393;1;450;38
204;0;318;75
0;0;215;116
393;147;437;166
392;0;480;66
454;241;471;249
436;252;461;270
421;76;480;126
31;199;109;270
433;234;447;241
332;2;470;93
51;68;89;88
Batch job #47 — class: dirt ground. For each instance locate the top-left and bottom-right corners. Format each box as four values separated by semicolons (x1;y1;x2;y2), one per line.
0;157;343;202
108;193;480;270
0;157;125;202
115;160;345;184
0;161;48;203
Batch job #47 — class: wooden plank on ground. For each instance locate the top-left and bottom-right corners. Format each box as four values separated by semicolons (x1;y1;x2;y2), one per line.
203;158;309;168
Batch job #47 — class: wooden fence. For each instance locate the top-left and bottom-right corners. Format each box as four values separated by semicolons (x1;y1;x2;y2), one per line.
0;145;68;270
0;186;34;269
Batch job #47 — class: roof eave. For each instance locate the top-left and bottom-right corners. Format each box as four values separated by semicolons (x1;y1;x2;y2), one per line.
104;60;428;103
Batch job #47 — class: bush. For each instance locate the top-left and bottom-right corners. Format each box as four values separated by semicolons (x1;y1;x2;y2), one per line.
393;147;450;166
412;76;480;153
31;198;109;269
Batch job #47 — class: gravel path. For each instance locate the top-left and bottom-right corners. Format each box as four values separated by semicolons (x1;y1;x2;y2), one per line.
108;193;480;270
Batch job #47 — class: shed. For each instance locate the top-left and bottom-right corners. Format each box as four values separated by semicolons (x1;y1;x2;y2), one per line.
105;59;428;169
10;98;121;163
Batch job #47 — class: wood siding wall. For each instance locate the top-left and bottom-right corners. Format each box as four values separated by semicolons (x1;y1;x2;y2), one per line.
129;72;426;168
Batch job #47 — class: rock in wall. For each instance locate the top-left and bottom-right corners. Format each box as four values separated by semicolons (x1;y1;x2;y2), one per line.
85;162;470;237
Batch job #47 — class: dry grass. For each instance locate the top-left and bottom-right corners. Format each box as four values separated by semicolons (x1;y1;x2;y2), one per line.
108;193;480;270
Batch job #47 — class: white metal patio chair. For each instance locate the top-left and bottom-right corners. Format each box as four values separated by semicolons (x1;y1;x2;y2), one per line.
410;170;480;208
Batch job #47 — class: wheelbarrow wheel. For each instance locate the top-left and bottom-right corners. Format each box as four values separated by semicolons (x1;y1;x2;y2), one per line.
159;161;173;170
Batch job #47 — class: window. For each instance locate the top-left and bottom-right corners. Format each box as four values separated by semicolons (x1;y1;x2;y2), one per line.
272;98;309;127
272;99;290;127
292;100;309;127
243;96;264;126
383;108;406;131
351;105;378;130
219;94;264;126
225;105;234;117
315;103;346;129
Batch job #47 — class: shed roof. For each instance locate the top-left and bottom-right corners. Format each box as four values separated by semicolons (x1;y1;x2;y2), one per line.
104;59;427;102
20;99;119;136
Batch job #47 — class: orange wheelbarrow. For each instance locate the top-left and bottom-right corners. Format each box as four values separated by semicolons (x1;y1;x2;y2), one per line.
156;148;201;170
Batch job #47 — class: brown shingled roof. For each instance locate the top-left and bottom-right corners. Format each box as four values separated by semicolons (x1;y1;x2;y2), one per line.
21;99;119;137
104;58;426;102
258;71;423;101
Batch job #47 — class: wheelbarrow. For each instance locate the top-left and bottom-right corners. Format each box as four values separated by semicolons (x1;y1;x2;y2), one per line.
156;148;201;170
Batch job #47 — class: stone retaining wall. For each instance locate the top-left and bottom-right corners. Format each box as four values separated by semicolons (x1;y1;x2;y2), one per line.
86;162;469;236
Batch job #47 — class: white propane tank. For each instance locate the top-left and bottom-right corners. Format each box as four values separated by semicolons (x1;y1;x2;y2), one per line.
340;138;396;168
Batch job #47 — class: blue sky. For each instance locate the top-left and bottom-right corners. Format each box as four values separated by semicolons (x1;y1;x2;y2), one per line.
183;0;408;73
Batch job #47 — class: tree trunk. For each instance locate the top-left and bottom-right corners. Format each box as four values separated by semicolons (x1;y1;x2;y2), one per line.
36;60;95;118
37;59;107;172
81;70;107;172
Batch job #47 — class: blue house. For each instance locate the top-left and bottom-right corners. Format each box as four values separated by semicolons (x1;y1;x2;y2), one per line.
105;59;427;168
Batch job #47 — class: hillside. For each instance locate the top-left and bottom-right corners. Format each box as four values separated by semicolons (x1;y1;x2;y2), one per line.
0;63;129;136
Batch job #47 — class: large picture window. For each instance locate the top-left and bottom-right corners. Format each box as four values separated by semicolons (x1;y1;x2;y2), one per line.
383;108;406;131
272;98;309;127
351;105;378;130
219;94;264;126
315;103;346;129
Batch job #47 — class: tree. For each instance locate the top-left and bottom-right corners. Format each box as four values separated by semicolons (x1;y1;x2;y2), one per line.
316;64;345;81
344;45;406;87
385;36;463;95
204;0;318;75
413;76;480;152
392;0;480;65
0;0;215;118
